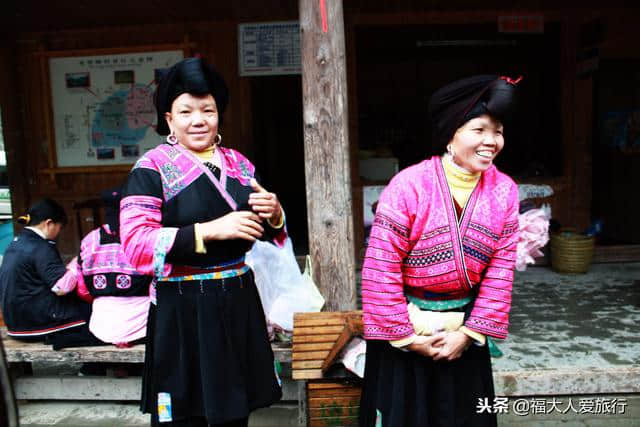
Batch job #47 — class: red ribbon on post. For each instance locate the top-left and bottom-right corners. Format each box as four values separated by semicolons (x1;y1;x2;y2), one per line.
319;0;328;33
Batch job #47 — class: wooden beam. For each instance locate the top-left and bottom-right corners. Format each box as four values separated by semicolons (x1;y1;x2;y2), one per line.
299;0;356;311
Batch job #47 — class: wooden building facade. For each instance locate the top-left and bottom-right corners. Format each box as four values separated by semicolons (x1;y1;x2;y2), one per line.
0;1;638;310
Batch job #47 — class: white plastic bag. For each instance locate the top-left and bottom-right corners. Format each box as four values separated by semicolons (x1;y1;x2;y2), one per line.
246;237;324;331
338;337;367;378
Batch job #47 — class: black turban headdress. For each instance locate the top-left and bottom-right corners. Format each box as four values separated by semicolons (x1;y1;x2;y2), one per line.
154;57;229;136
428;74;522;154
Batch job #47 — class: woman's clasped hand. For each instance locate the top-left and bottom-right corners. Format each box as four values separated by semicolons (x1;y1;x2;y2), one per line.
407;331;471;361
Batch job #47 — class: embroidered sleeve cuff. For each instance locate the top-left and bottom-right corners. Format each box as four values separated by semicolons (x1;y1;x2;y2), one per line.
194;223;207;254
153;228;179;278
459;326;486;346
390;334;417;348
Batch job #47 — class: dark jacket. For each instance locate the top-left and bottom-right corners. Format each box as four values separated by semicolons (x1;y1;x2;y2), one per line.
0;229;89;337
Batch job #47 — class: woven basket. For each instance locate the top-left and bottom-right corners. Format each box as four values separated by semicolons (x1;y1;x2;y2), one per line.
550;229;595;274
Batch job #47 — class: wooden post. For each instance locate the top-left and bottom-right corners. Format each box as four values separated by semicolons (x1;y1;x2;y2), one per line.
299;0;356;311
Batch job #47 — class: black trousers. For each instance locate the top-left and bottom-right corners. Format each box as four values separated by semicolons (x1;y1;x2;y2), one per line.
11;324;104;350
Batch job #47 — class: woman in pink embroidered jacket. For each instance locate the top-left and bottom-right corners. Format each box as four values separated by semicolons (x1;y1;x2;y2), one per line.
75;188;153;347
119;58;286;427
359;75;521;427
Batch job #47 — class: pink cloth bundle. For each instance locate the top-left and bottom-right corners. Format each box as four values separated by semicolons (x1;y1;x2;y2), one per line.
516;206;550;271
89;296;150;345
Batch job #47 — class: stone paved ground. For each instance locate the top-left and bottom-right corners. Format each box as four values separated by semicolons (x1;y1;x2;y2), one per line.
497;263;640;371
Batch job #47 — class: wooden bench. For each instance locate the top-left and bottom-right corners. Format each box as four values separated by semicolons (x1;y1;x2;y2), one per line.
2;328;294;401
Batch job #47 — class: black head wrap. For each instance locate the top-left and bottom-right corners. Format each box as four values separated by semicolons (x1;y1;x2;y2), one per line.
154;57;229;136
428;74;521;155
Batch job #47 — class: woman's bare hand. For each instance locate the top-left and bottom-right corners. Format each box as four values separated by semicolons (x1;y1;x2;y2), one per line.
199;211;264;242
248;178;282;225
407;333;446;358
432;331;471;361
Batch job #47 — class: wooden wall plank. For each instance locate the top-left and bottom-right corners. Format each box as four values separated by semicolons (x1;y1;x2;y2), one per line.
292;360;324;370
294;318;346;327
292;350;330;361
295;326;345;335
308;396;361;407
292;369;324;380
292;334;340;344
293;342;335;352
309;407;359;418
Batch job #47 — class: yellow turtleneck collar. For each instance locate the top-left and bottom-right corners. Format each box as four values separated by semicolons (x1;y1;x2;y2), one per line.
184;144;216;161
441;155;480;208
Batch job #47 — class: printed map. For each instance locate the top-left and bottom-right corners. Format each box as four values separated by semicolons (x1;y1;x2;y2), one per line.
49;50;183;167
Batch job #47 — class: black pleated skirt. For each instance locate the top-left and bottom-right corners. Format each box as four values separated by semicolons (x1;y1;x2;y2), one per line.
359;340;497;427
140;270;282;424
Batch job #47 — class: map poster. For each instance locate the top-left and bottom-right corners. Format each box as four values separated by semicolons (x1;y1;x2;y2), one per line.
49;50;184;167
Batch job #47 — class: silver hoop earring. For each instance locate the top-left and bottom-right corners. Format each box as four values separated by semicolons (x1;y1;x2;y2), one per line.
166;133;178;145
214;133;222;145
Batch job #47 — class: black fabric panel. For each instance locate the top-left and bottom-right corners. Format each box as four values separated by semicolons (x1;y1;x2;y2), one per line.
122;167;163;199
85;273;151;297
166;225;196;261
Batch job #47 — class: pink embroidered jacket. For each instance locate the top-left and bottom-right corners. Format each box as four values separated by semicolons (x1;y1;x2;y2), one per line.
362;157;519;341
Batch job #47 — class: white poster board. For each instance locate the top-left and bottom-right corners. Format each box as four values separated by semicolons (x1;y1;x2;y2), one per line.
49;50;184;167
238;21;301;76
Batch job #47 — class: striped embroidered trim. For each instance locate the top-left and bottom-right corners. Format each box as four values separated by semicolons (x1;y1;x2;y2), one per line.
435;158;474;291
463;245;491;263
373;213;410;238
502;221;519;235
403;250;454;266
419;226;450;240
7;320;86;336
469;222;500;241
158;264;250;282
409;242;453;256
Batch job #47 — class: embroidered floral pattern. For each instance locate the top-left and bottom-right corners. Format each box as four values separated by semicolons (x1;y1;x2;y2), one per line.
159;163;186;200
93;275;107;290
116;274;132;289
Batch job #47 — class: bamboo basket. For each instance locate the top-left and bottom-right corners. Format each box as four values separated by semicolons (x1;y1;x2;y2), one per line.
549;229;595;274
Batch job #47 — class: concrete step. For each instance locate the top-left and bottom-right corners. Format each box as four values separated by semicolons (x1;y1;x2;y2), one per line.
19;402;300;427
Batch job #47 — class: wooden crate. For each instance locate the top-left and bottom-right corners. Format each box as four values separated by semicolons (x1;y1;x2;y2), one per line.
291;311;361;380
307;380;362;427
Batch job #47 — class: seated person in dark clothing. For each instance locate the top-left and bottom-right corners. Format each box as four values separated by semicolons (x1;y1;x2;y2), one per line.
0;198;103;350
